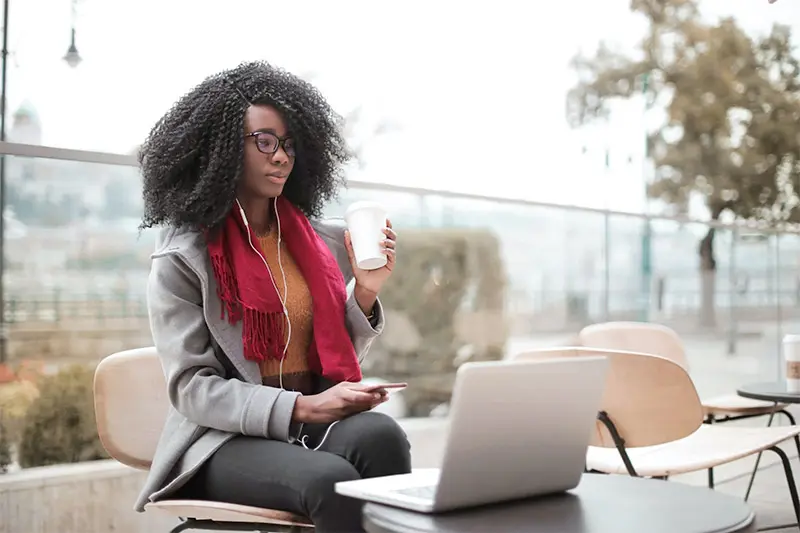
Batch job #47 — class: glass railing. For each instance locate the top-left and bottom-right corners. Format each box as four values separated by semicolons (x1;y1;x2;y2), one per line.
2;146;799;412
2;154;152;368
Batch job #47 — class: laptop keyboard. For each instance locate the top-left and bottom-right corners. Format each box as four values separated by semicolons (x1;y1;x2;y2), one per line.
394;485;437;500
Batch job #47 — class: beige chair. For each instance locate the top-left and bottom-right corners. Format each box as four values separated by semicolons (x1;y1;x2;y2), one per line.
578;321;799;497
511;347;800;526
578;322;792;423
93;347;313;533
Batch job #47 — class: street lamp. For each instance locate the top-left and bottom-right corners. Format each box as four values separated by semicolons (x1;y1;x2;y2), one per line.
0;0;9;363
63;28;81;68
63;0;81;68
0;0;81;362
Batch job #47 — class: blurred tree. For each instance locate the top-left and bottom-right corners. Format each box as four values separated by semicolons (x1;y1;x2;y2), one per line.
567;0;800;326
101;178;140;220
299;71;400;169
0;414;11;473
6;181;80;227
340;106;401;169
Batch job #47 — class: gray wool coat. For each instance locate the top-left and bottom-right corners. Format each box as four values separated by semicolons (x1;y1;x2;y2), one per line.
133;218;384;512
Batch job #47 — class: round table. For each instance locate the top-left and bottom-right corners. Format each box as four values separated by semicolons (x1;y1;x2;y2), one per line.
362;474;756;533
737;381;800;404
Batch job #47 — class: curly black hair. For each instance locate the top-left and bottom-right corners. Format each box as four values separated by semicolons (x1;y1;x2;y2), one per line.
138;61;351;231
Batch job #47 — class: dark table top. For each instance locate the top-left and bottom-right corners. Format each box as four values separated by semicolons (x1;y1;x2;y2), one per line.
362;474;756;533
737;381;800;403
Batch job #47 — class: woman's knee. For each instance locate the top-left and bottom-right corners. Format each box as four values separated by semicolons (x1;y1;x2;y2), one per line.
298;456;363;531
347;412;412;468
302;456;361;504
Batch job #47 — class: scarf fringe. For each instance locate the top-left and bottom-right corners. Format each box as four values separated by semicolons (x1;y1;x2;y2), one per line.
209;240;286;362
242;307;286;362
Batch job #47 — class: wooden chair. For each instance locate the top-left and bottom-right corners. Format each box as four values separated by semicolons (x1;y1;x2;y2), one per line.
511;347;800;527
578;321;799;498
93;347;314;533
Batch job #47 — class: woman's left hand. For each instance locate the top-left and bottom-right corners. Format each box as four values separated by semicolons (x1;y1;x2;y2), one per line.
345;218;396;301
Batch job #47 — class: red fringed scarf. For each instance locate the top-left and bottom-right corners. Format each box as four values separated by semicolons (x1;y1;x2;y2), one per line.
206;196;362;383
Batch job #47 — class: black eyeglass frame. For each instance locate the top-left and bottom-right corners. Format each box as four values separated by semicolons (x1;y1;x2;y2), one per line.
245;131;297;157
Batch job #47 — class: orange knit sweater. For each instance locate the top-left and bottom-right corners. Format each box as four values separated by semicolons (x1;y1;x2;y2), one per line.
256;231;315;395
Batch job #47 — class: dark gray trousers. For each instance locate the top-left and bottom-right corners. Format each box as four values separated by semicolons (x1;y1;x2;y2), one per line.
174;411;412;533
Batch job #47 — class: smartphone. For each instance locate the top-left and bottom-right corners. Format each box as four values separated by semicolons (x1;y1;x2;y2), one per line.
362;382;408;392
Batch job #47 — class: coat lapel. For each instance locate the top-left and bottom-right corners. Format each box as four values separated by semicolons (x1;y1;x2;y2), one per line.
202;268;263;385
158;228;262;385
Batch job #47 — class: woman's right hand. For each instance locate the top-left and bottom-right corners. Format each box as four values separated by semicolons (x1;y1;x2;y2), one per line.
292;382;388;424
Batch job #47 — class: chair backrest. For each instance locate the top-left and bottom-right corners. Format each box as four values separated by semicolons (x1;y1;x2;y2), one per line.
578;321;690;370
511;347;704;448
93;347;167;470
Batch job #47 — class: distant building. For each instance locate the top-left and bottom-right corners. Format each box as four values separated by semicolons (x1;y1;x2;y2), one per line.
6;100;140;208
9;100;43;145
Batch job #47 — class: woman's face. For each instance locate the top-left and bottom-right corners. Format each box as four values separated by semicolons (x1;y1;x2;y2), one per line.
239;104;296;200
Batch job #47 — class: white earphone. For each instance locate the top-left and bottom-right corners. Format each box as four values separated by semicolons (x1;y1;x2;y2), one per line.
236;198;292;390
236;198;339;452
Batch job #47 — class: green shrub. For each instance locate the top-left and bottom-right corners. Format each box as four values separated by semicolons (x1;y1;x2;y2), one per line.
18;364;107;468
0;379;40;445
364;228;508;415
0;415;11;473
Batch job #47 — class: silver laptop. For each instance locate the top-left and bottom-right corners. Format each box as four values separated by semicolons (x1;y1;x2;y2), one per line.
335;356;609;513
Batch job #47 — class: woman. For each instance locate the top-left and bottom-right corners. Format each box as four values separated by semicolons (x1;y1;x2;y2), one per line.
134;61;412;532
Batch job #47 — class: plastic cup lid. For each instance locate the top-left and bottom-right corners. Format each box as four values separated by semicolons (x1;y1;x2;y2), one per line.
345;201;385;218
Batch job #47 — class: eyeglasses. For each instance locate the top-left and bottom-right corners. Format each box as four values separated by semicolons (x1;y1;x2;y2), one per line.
245;131;296;157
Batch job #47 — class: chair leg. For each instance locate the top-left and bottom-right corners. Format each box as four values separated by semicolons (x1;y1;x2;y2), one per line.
597;411;639;477
743;412;777;501
169;519;196;533
706;414;715;489
779;409;796;426
168;518;312;533
794;434;800;462
767;446;800;527
779;409;800;459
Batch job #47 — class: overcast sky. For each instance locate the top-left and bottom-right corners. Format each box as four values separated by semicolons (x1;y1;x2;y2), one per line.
6;0;800;214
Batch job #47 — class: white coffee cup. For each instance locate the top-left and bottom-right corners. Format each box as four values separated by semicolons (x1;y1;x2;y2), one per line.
344;201;388;271
784;334;800;393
